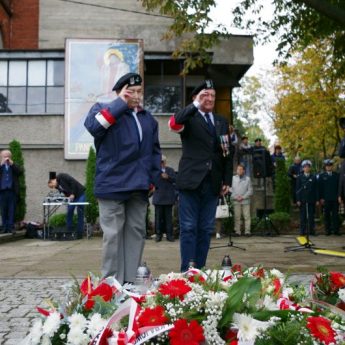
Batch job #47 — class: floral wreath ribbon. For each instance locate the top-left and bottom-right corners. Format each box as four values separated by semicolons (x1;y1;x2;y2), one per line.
90;298;173;345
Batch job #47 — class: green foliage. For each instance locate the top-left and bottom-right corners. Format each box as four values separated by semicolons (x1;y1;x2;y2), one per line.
256;319;312;345
49;213;77;227
274;159;291;213
85;147;98;224
141;1;345;75
141;0;229;74
220;277;262;327
9;140;26;222
233;0;345;76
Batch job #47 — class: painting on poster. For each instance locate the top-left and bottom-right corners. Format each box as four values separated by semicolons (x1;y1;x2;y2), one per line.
64;38;143;159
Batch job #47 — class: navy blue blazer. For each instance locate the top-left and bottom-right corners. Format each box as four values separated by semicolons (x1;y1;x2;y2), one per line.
152;166;176;205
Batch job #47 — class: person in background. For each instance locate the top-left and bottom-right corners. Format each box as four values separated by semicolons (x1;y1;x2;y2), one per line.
239;135;253;177
319;159;340;236
169;79;232;272
48;172;86;239
0;149;22;234
152;155;176;242
231;164;253;236
288;156;302;205
296;160;318;236
84;72;161;284
271;145;285;190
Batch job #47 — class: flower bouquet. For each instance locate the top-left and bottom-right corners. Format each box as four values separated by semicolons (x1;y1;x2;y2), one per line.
22;265;345;345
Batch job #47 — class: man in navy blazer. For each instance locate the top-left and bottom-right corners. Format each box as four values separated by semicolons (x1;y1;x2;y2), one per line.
169;80;233;271
152;155;176;242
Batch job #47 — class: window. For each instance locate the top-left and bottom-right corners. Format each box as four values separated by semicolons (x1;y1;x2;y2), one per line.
144;59;183;114
0;58;64;114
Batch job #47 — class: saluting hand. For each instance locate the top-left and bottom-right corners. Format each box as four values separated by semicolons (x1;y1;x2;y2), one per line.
119;85;134;104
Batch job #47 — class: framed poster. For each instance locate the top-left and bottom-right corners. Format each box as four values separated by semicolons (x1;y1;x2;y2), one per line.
64;38;144;159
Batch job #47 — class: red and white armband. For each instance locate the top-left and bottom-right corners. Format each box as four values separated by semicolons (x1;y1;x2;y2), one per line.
95;109;116;129
168;115;184;133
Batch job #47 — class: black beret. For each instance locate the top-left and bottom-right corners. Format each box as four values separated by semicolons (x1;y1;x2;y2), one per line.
112;73;142;91
190;79;215;98
49;171;56;180
340;117;345;129
254;138;262;142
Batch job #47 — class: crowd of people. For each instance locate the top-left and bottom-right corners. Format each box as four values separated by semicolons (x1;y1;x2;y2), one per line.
1;71;344;285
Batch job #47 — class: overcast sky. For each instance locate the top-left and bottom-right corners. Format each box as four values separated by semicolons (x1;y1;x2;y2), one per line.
209;0;278;74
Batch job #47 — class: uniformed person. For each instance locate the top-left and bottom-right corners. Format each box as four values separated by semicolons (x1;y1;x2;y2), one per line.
296;160;319;236
318;159;340;235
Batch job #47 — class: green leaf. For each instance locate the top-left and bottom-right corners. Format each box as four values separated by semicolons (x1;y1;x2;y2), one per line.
219;277;261;328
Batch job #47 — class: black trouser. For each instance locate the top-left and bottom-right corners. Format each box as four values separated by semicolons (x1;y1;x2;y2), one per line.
299;202;315;235
154;205;173;240
323;200;339;234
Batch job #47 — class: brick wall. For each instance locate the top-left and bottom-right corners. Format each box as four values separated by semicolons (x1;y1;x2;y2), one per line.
0;0;39;49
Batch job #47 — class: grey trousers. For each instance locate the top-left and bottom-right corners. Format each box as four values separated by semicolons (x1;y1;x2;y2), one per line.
99;194;147;284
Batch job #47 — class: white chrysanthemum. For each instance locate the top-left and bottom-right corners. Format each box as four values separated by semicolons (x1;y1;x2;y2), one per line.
87;313;107;337
270;269;284;280
27;319;43;345
261;295;279;311
338;288;345;303
159;272;184;282
42;312;61;337
281;287;293;299
67;327;89;345
206;291;228;309
69;313;87;330
40;335;52;345
232;313;271;342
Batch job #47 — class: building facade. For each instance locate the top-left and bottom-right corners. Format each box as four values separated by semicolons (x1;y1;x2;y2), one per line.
0;0;253;220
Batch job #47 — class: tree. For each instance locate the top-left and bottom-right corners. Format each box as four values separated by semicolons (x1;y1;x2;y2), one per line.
140;0;345;74
273;39;345;160
85;146;98;225
232;74;274;146
9;139;26;222
273;158;290;213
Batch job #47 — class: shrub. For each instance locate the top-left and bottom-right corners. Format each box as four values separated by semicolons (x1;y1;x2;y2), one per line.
274;158;291;213
9;139;26;222
85;146;99;224
49;213;77;227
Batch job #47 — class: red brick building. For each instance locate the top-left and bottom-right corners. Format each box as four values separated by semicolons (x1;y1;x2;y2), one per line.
0;0;39;48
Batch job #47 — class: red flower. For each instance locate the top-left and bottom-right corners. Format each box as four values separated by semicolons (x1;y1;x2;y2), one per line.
137;305;169;328
330;272;345;289
252;267;265;279
80;276;113;310
307;316;336;345
273;278;282;297
188;274;206;284
158;279;191;300
169;319;205;345
225;328;238;341
229;341;238;345
232;264;242;273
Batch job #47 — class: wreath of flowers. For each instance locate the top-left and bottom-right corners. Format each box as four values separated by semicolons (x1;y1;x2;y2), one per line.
21;265;345;345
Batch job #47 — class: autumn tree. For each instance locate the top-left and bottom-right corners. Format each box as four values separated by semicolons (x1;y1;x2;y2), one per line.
273;39;345;160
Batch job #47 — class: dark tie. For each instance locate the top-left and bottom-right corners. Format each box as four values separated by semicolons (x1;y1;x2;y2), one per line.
204;112;214;129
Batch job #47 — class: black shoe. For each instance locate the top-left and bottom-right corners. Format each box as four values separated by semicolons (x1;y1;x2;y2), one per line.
155;236;162;242
167;237;175;242
334;232;342;236
76;233;83;239
244;233;252;237
326;232;332;236
232;233;240;237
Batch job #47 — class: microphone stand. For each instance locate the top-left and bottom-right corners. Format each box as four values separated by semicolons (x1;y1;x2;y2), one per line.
210;194;246;251
285;177;320;253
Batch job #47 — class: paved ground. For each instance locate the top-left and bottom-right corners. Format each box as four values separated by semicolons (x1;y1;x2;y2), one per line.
1;232;345;344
